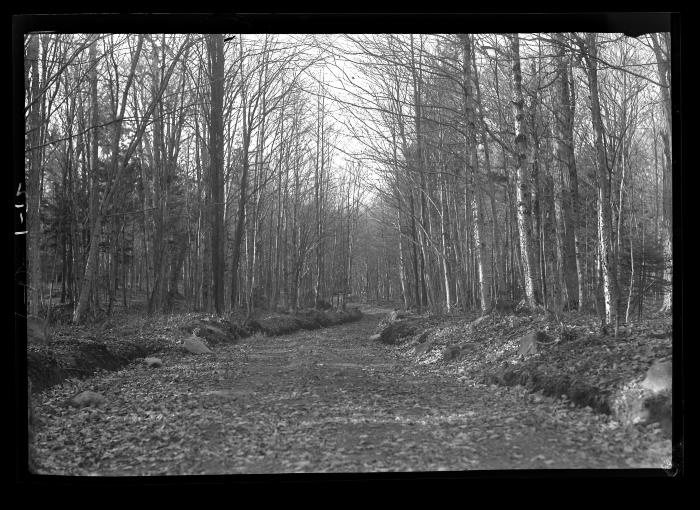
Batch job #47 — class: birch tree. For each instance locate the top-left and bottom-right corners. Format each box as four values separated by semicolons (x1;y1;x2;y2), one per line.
509;34;537;307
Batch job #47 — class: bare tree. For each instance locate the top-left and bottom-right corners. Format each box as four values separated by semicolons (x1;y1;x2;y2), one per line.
577;33;619;328
509;34;537;308
649;33;672;313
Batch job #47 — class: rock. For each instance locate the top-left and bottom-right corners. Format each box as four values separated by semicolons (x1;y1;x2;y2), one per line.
144;357;163;368
182;335;214;354
369;333;381;342
612;360;673;436
68;390;106;408
518;331;538;357
518;331;554;358
644;393;672;436
378;319;422;345
641;359;672;393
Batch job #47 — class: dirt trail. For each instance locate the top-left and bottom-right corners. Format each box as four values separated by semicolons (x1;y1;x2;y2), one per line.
33;311;668;474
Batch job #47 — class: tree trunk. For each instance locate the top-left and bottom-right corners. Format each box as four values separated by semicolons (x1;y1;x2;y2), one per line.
73;36;148;323
26;34;43;316
509;34;537;307
473;48;504;301
553;34;583;309
73;39;104;322
314;77;325;308
582;33;618;327
650;33;672;313
208;34;225;315
463;34;491;313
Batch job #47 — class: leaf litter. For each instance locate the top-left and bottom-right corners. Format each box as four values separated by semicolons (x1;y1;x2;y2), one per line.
31;309;672;475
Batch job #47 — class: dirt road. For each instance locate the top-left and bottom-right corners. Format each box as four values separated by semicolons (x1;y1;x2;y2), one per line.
33;311;669;475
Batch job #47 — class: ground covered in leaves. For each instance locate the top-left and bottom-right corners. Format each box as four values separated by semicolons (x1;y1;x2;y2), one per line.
30;306;672;475
386;309;673;433
27;308;362;393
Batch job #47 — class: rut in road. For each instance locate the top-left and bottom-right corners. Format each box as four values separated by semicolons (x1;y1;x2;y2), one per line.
34;311;656;474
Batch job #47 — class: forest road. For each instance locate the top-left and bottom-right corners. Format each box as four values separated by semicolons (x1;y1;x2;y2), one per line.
35;311;668;475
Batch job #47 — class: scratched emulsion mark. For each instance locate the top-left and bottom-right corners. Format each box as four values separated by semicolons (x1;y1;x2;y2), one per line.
16;183;27;235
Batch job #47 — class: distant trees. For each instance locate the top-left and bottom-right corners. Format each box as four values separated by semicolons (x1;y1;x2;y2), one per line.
332;32;672;323
73;35;145;323
23;31;673;326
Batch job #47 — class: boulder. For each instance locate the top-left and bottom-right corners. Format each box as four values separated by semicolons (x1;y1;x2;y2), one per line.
68;390;106;408
644;394;672;436
518;331;554;358
518;331;539;357
144;357;163;368
378;318;422;345
182;335;214;354
612;359;672;437
640;359;672;436
640;359;672;394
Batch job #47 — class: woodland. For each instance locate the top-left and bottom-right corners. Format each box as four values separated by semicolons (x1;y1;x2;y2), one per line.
21;29;677;475
22;32;672;323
